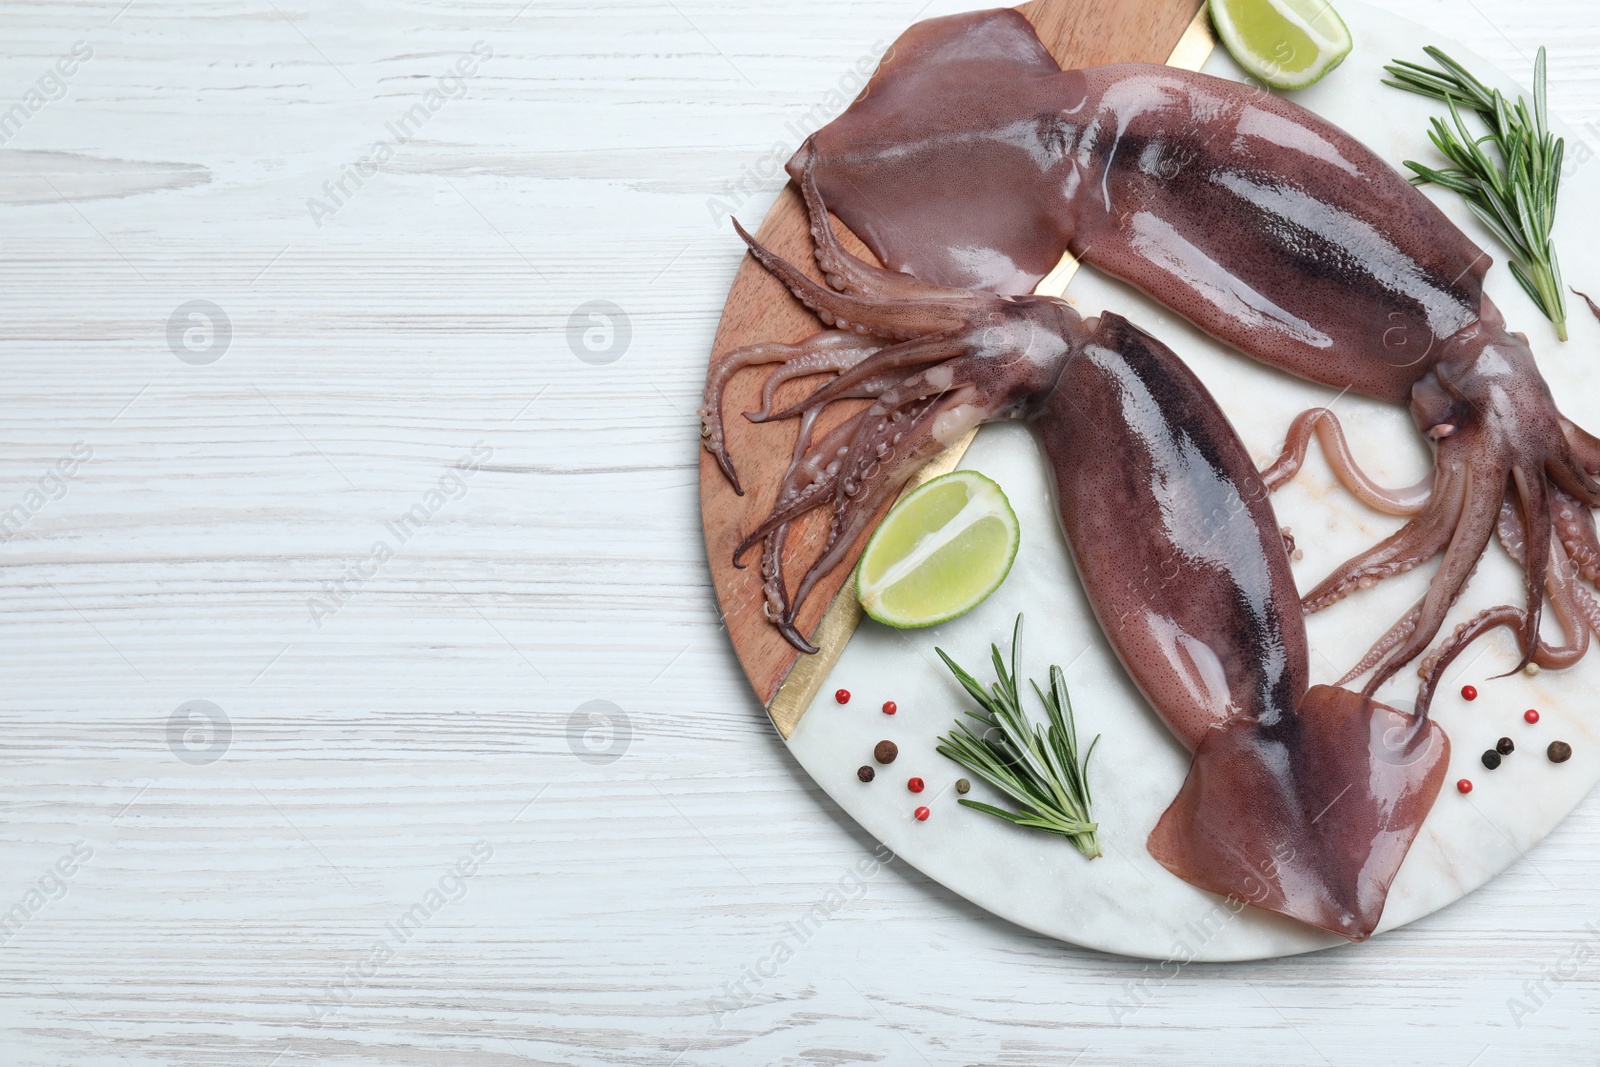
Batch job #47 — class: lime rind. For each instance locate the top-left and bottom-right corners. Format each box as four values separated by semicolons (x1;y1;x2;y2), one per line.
856;470;1020;629
1209;0;1353;91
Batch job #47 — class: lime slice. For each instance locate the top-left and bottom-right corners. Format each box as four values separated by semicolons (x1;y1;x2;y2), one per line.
856;470;1020;629
1209;0;1352;90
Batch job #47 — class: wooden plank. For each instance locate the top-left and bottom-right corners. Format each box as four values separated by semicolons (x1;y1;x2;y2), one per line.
700;0;1209;713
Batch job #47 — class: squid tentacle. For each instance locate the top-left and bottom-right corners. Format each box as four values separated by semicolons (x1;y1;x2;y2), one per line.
701;330;881;493
748;345;892;421
1552;486;1600;583
736;358;974;577
752;402;855;653
1412;558;1590;716
1492;494;1597;666
758;523;814;653
1412;606;1531;716
1261;407;1433;515
1511;465;1552;673
753;404;832;632
1353;485;1600;712
1339;600;1421;687
795;140;983;305
732;218;986;340
1302;467;1466;613
1569;582;1600;642
753;328;972;423
1494;499;1591;668
778;358;993;631
782;391;958;629
731;407;872;565
734;361;971;570
1361;464;1506;698
1336;559;1483;689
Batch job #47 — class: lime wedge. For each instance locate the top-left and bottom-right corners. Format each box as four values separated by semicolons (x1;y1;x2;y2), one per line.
856;470;1020;629
1209;0;1353;90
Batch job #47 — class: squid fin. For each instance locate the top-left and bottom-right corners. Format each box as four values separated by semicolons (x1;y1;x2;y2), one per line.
1147;685;1448;941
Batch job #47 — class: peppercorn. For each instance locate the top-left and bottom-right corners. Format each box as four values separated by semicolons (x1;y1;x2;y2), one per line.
1525;708;1541;724
1461;685;1478;701
1496;737;1515;755
857;765;875;783
881;700;897;715
1549;741;1573;764
1457;779;1473;794
907;777;925;793
913;806;930;821
955;778;971;795
874;740;898;764
1481;750;1502;770
835;689;850;704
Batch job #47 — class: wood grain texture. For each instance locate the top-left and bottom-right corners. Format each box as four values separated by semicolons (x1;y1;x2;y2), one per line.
700;0;1205;709
0;0;1599;1063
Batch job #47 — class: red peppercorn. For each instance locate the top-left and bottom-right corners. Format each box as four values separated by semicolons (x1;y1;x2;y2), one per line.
907;777;925;793
835;689;850;704
1525;708;1541;724
882;700;897;715
1457;778;1473;794
914;806;930;821
1460;685;1478;701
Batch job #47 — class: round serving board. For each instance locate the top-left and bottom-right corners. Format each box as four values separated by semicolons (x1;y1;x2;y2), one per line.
701;0;1600;960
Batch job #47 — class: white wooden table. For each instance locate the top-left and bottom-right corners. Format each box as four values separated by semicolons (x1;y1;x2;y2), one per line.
2;1;1599;1063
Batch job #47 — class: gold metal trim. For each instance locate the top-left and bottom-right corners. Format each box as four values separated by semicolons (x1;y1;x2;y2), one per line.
1167;4;1218;73
766;6;1218;739
1032;250;1082;300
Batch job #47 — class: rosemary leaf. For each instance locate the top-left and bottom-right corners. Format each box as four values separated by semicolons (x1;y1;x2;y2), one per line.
934;616;1102;859
1385;45;1568;339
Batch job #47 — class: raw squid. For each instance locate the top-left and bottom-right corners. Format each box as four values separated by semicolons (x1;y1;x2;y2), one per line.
796;8;1600;710
700;157;1448;938
1043;310;1447;940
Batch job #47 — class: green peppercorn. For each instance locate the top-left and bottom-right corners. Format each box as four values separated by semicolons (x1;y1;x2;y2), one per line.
955;778;971;795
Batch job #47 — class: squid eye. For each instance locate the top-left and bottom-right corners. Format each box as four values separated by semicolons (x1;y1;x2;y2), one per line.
1427;423;1457;440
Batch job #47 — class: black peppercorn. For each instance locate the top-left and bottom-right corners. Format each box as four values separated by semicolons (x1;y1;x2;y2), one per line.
1549;741;1573;764
1496;737;1515;755
857;765;875;783
874;740;898;765
1481;749;1502;770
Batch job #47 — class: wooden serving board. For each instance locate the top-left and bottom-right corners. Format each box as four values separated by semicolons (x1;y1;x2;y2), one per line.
700;0;1208;730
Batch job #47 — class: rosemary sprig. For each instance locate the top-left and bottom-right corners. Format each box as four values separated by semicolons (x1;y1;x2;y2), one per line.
934;616;1101;859
1383;46;1567;340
